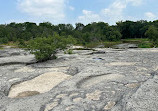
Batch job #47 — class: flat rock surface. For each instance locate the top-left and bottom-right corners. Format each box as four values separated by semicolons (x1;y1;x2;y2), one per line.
0;47;158;111
113;43;138;49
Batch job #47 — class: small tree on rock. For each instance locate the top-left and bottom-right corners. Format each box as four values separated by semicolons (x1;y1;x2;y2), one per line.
26;34;75;62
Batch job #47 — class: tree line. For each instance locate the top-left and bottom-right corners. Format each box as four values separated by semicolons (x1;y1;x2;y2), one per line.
0;20;158;46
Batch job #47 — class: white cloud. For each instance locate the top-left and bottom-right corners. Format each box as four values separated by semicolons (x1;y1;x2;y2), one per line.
17;0;68;23
145;12;156;20
77;10;102;24
77;0;144;25
101;0;126;24
127;0;143;6
101;0;144;24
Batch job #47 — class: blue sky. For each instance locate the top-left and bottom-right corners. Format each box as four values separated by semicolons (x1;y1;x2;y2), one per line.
0;0;158;25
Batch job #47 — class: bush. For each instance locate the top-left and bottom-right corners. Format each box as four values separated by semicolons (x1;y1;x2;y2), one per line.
145;26;158;47
18;39;26;48
26;34;75;62
0;37;8;44
64;49;73;54
138;42;154;48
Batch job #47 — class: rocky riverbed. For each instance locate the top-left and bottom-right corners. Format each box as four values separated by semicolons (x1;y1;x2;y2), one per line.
0;46;158;111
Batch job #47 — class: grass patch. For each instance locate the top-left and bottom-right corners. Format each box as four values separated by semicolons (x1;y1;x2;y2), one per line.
0;46;3;50
138;42;154;48
122;38;154;48
85;42;102;48
2;41;19;48
85;39;154;48
103;41;122;48
122;38;149;44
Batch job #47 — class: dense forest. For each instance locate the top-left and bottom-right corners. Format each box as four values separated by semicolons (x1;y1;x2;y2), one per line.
0;20;158;45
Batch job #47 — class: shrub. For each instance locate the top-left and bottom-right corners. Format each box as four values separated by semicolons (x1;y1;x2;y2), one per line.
64;49;73;54
138;42;154;48
26;34;75;62
145;26;158;47
18;39;26;48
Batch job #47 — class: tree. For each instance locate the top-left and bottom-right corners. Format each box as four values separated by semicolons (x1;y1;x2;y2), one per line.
26;34;75;62
145;26;158;46
75;23;84;31
106;29;122;41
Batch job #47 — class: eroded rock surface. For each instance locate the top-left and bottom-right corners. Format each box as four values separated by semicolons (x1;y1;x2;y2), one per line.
8;72;71;98
0;48;158;111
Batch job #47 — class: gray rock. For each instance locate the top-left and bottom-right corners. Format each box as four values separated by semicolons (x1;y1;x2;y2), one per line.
0;48;158;111
67;66;79;76
113;43;138;49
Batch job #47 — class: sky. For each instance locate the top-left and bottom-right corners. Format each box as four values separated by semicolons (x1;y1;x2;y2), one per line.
0;0;158;25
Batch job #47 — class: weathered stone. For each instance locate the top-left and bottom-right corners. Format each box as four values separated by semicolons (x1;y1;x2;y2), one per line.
86;90;102;101
8;72;71;98
73;97;83;102
78;74;125;88
112;43;138;49
1;47;158;111
14;66;35;73
56;94;67;99
69;93;79;97
65;105;75;111
104;101;116;110
125;83;140;88
44;102;58;111
15;91;40;98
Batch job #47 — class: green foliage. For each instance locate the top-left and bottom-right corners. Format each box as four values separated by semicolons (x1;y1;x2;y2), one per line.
116;20;148;39
106;30;122;41
0;46;3;50
1;41;19;48
138;42;154;48
0;20;158;48
145;26;158;46
85;42;101;48
122;38;154;48
122;38;149;43
64;49;73;54
104;41;122;48
0;37;8;44
26;34;75;62
18;39;26;48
